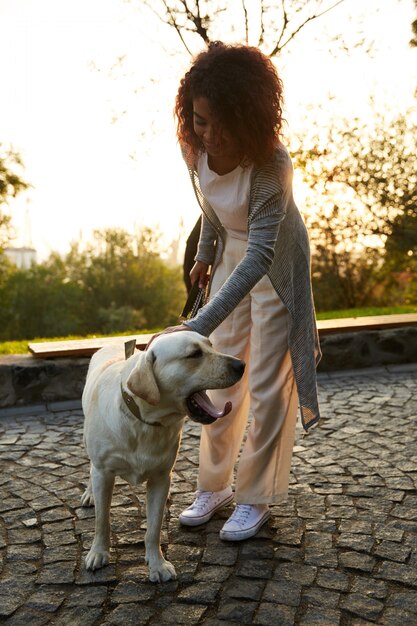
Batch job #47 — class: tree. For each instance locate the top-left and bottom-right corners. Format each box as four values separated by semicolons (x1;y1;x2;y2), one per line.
300;204;385;310
138;0;347;57
76;227;185;332
411;0;417;46
0;145;30;292
0;144;29;251
291;109;417;308
0;261;85;340
0;226;186;341
294;110;417;253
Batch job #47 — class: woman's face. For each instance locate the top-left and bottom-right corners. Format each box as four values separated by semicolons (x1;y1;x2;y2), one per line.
192;96;240;160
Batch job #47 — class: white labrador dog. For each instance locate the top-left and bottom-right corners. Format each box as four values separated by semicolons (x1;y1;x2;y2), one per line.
81;330;245;583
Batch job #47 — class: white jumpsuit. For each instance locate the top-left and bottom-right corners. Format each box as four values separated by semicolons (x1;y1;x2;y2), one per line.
195;153;299;505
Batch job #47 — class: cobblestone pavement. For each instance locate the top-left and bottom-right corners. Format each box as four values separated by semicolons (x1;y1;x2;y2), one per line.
1;365;417;625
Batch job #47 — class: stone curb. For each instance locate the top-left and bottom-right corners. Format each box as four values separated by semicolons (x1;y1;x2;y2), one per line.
0;399;83;418
1;363;417;419
1;326;417;409
318;362;417;380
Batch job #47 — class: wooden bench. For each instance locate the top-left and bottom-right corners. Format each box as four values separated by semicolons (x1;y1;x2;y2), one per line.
316;313;417;334
28;314;417;359
28;334;154;359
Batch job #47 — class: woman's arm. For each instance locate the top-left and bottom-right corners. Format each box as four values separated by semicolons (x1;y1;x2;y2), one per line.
186;212;282;337
195;214;217;266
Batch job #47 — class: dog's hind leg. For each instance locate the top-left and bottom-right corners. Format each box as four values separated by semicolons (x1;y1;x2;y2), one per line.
81;464;95;507
145;474;177;583
85;466;115;571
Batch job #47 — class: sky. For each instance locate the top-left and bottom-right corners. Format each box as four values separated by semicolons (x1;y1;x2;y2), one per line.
0;0;416;262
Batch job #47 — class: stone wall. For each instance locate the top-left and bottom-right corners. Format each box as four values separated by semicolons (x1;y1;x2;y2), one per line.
318;326;417;371
0;354;89;408
0;326;416;409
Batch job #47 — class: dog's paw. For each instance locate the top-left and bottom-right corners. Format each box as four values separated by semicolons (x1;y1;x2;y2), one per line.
80;486;94;507
148;558;177;583
85;547;110;571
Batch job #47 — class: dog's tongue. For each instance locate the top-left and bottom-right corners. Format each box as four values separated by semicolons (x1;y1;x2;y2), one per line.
191;391;232;419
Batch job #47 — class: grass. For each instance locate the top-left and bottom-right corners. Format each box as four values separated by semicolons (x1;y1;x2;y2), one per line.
1;306;417;355
315;305;417;320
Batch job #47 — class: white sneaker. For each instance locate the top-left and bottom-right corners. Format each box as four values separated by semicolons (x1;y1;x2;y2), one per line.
220;504;271;541
179;487;233;526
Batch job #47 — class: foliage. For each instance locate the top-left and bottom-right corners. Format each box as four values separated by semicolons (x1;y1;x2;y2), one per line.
0;263;85;340
304;205;385;310
411;0;417;46
291;109;417;310
0;227;186;341
0;144;30;251
0;253;15;288
96;304;147;334
294;111;417;243
0;145;29;205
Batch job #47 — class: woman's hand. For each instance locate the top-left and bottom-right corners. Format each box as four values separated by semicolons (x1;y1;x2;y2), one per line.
190;261;210;288
145;324;189;351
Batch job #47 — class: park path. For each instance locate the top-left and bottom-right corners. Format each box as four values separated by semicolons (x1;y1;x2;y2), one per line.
1;364;417;625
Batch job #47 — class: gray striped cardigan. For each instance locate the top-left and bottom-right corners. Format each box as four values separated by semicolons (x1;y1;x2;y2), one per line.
183;143;322;431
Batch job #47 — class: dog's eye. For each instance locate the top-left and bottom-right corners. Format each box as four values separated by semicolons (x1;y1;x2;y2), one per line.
187;348;203;359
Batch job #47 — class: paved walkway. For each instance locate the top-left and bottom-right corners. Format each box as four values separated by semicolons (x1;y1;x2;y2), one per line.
1;365;417;625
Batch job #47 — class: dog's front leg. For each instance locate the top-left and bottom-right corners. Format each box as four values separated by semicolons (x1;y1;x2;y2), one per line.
145;473;177;583
85;466;115;571
80;464;95;507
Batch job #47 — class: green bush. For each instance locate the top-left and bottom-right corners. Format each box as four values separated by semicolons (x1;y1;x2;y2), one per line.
0;227;186;341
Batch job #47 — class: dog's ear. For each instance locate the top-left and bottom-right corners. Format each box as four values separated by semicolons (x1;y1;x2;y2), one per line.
126;351;160;406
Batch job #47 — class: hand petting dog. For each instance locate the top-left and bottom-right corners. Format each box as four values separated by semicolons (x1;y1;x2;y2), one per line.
145;324;190;351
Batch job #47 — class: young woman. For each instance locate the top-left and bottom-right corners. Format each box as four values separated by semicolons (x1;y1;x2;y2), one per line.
168;42;321;541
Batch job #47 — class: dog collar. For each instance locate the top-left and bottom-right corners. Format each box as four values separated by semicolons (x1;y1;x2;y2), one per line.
122;340;162;426
120;383;162;427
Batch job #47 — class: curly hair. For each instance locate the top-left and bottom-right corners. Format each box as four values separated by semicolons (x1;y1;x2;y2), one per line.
174;42;284;166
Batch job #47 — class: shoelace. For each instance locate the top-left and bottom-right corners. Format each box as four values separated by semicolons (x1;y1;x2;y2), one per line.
228;504;253;526
192;491;214;512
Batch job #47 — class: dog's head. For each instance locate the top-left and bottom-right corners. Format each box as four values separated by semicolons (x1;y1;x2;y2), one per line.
126;331;245;424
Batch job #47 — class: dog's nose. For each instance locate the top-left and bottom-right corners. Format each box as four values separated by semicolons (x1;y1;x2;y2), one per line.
232;359;245;377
